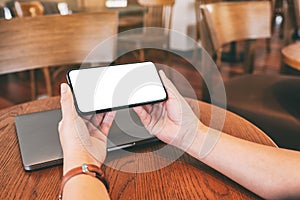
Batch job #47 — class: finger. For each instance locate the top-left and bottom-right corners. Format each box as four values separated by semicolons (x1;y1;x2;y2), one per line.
151;103;165;119
60;83;78;120
86;121;106;142
90;129;107;142
100;111;116;136
159;71;187;120
133;106;152;127
84;113;105;128
85;120;99;133
82;114;94;121
92;113;105;127
84;113;103;127
144;104;153;113
159;70;180;100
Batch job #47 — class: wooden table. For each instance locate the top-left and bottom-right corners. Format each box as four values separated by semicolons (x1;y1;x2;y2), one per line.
281;42;300;71
0;96;276;199
74;5;145;32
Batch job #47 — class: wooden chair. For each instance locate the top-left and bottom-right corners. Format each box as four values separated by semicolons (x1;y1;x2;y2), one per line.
139;0;174;28
0;6;5;18
198;2;300;150
199;1;272;73
14;1;44;17
0;12;118;99
118;0;175;61
13;1;49;99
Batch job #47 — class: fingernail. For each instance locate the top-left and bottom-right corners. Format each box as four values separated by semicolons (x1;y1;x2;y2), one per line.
60;83;67;94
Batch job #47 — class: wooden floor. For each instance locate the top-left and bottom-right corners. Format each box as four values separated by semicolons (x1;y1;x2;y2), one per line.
0;23;297;110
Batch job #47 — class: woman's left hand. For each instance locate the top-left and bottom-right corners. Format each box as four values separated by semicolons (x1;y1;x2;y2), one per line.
58;83;115;174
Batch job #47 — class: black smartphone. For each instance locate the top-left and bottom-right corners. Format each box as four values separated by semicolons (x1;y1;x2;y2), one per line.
66;62;167;115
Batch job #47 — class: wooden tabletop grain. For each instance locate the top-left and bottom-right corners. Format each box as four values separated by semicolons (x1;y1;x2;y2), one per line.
0;96;276;199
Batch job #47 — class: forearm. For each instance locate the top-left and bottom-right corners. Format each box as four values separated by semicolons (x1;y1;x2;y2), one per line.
63;174;110;200
187;127;300;199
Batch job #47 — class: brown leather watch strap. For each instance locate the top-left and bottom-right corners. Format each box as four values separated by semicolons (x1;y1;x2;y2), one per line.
58;163;108;200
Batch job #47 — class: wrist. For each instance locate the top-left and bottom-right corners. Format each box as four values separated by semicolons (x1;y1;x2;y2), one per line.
187;125;222;161
185;124;207;159
63;154;101;175
59;163;108;199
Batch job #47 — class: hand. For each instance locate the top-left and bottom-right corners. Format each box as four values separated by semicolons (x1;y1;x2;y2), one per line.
58;83;115;174
133;71;203;151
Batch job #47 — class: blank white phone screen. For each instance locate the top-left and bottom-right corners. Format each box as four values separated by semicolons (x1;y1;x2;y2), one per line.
68;62;167;113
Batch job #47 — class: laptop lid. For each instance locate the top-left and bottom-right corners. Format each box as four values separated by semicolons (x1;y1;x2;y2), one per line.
15;108;156;171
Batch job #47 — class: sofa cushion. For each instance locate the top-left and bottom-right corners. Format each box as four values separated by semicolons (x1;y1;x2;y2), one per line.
212;74;300;150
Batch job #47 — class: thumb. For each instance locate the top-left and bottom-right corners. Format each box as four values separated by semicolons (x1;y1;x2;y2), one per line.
159;70;181;100
60;83;78;120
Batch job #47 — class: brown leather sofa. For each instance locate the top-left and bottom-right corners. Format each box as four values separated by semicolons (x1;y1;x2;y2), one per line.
212;74;300;150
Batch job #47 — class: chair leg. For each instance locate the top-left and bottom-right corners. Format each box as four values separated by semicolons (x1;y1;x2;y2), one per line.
243;40;256;73
266;38;271;53
52;66;68;80
42;67;52;97
216;49;222;69
30;69;36;100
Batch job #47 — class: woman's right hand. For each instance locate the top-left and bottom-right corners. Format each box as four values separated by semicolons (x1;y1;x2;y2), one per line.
133;71;206;151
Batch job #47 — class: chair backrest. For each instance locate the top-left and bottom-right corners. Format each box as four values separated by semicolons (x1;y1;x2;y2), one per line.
137;0;175;29
200;1;272;54
194;0;222;42
0;12;118;75
14;1;44;17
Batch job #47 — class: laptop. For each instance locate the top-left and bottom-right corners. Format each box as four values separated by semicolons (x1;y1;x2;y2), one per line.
14;109;157;171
